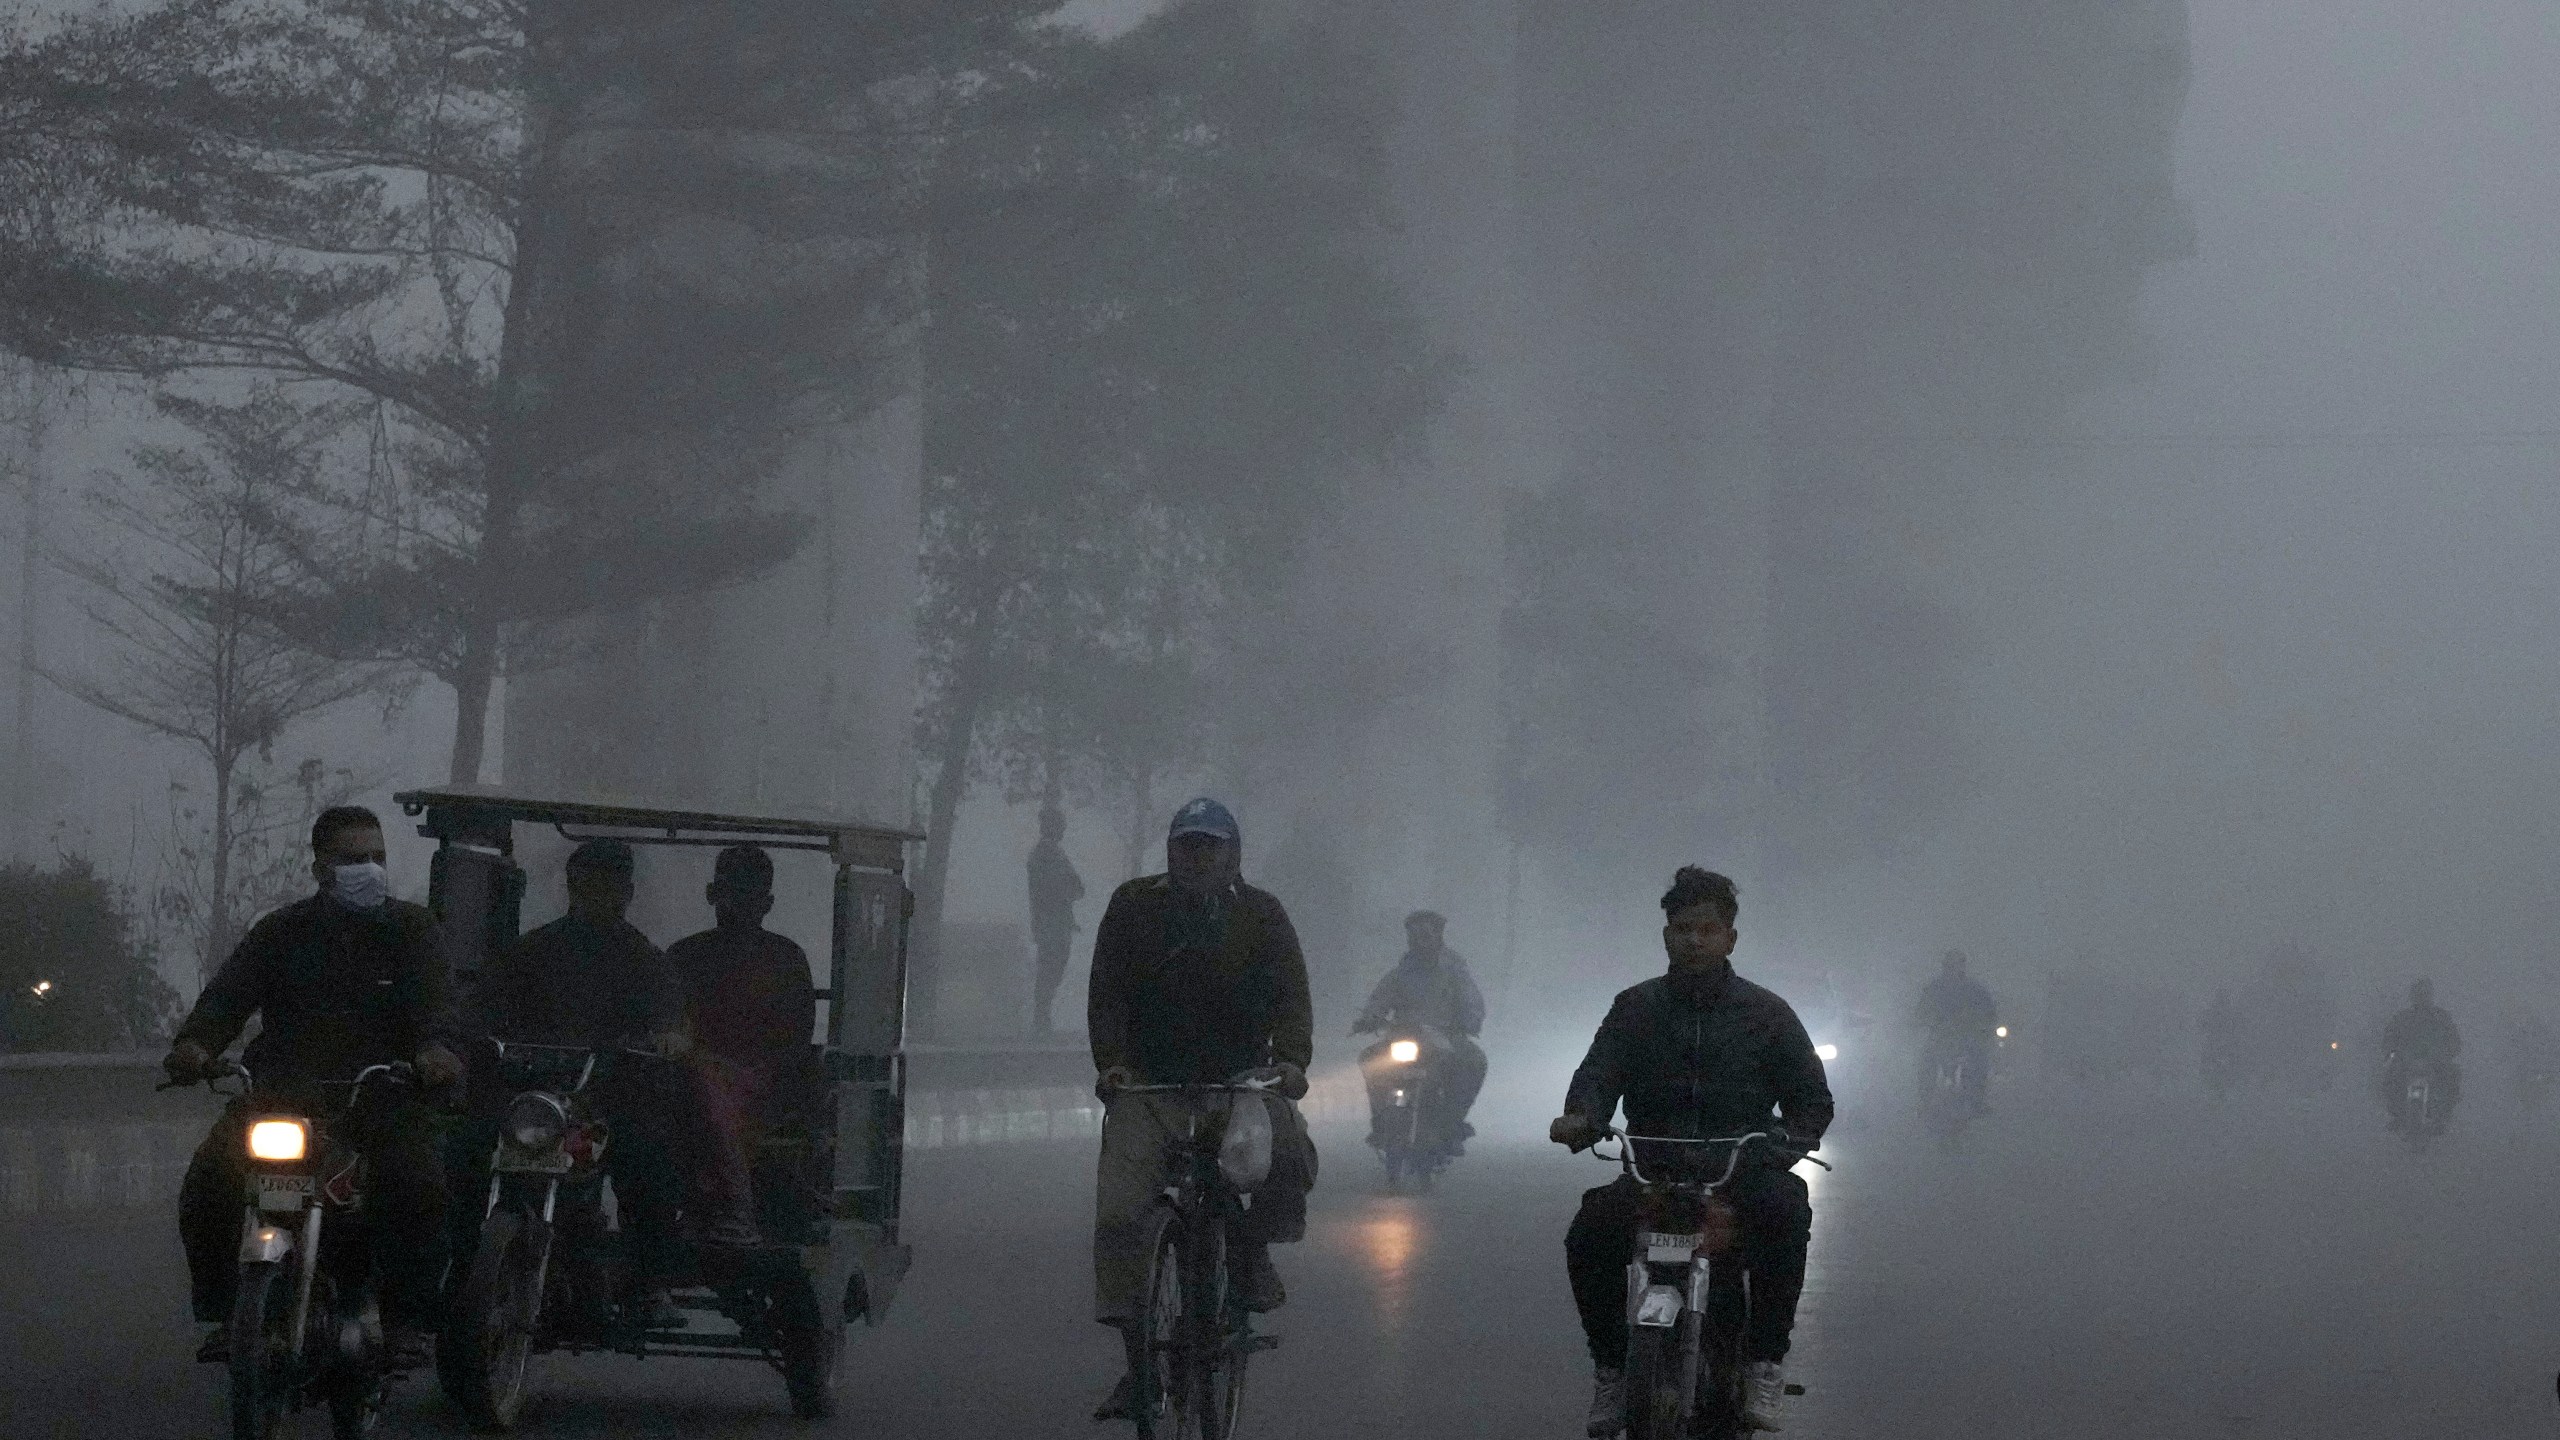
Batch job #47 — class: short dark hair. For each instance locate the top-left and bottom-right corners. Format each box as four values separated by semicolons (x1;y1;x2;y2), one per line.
710;844;774;893
1660;866;1739;925
310;805;382;854
566;838;636;876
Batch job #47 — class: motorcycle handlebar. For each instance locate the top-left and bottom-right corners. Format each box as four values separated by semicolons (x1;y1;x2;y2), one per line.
1597;1128;1832;1185
156;1058;249;1093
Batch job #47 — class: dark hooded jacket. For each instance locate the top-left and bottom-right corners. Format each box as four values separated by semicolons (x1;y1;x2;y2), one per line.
1088;875;1313;1084
1564;963;1834;1171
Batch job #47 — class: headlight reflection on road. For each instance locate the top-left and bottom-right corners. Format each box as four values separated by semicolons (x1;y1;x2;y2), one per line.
1352;1199;1422;1331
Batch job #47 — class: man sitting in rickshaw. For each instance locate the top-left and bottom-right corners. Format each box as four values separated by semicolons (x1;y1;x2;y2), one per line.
668;845;822;1249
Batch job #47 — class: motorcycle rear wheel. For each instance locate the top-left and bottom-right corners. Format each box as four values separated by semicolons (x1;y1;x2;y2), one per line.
447;1209;540;1431
229;1261;296;1440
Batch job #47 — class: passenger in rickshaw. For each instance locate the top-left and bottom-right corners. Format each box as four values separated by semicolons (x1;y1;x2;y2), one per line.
475;839;696;1316
667;844;820;1249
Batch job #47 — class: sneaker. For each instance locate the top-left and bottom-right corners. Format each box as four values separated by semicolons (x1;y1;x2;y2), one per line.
1741;1360;1786;1430
195;1324;230;1364
1230;1243;1285;1313
1585;1365;1625;1437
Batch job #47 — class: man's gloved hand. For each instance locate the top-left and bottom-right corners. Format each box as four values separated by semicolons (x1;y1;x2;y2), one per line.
1246;1062;1308;1100
1095;1065;1138;1100
163;1039;211;1084
1548;1113;1601;1152
415;1044;466;1090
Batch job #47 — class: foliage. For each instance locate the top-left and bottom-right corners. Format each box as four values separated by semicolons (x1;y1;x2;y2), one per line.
0;853;179;1053
49;389;377;977
0;0;1046;780
912;2;1442;924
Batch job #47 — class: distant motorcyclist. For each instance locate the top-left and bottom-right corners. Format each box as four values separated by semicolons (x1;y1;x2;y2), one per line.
1549;867;1833;1435
2379;978;2461;1130
1352;910;1489;1155
1913;949;1999;1115
2507;1012;2557;1108
165;806;464;1366
1087;798;1317;1422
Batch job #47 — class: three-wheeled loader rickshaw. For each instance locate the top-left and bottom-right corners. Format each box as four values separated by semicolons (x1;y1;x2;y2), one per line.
393;786;918;1425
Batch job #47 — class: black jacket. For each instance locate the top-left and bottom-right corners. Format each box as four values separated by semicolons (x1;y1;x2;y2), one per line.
478;913;685;1048
175;894;459;1090
1088;875;1313;1084
1564;964;1834;1169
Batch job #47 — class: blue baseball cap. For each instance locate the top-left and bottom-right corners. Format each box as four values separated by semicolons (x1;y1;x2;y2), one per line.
1168;797;1240;843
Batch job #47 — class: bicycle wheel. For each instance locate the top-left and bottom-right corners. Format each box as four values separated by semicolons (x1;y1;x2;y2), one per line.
228;1262;295;1440
1183;1222;1243;1440
1131;1209;1185;1440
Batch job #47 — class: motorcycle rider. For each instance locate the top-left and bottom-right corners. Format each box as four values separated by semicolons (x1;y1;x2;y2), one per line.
474;839;702;1320
1352;910;1489;1155
2380;978;2461;1130
1913;949;1999;1114
165;805;465;1366
1088;798;1316;1422
1549;867;1832;1435
667;844;819;1249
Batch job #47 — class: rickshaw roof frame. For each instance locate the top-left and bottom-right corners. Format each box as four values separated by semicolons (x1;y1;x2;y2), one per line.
393;784;919;874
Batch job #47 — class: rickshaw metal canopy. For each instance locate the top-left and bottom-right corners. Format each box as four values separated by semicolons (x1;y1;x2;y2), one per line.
393;784;921;872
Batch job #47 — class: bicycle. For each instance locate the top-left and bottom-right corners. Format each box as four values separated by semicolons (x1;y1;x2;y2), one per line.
1111;1080;1285;1440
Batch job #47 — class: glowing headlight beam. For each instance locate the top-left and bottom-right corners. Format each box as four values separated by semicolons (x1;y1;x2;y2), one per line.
1388;1040;1420;1065
1995;1026;2009;1040
1814;1043;1839;1063
246;1119;309;1162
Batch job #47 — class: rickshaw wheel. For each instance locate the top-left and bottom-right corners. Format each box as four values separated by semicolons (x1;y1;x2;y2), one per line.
774;1264;841;1419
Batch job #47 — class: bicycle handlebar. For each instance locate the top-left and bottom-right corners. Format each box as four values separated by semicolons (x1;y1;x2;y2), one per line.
156;1058;250;1093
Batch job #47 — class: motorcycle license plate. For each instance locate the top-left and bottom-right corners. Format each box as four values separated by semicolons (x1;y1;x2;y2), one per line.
1642;1231;1702;1262
495;1145;572;1174
255;1174;315;1212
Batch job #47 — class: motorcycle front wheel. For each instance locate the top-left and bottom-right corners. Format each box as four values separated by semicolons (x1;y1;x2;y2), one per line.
229;1261;297;1440
1622;1319;1692;1440
447;1209;541;1431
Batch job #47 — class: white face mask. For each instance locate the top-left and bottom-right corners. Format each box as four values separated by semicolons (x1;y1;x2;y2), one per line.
330;861;390;912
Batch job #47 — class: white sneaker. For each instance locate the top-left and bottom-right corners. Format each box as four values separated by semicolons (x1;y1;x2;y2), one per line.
1741;1360;1786;1430
1586;1365;1625;1437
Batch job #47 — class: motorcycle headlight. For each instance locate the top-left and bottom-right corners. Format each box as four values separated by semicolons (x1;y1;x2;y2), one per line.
246;1118;308;1162
1388;1040;1420;1064
506;1092;570;1151
1814;1043;1839;1063
1995;1026;2009;1040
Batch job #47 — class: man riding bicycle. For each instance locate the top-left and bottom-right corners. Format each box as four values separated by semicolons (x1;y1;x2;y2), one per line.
165;805;465;1368
1913;949;1999;1115
1550;867;1832;1435
1088;798;1316;1422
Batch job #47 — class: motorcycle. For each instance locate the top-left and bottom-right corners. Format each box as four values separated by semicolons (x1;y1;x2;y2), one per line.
1361;1028;1457;1192
165;1058;419;1440
1595;1128;1823;1440
1917;1040;1979;1141
2387;1053;2455;1148
439;1041;841;1428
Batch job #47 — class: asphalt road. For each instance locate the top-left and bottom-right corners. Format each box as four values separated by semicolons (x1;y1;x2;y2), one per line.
8;1079;2560;1438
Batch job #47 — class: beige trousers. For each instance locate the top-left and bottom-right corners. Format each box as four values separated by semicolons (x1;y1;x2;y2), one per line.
1091;1090;1313;1323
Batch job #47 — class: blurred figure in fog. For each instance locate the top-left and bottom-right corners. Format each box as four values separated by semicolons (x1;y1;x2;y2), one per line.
1025;803;1084;1036
1352;910;1489;1155
2507;1012;2557;1110
1914;950;1999;1115
2199;988;2246;1101
2380;979;2461;1130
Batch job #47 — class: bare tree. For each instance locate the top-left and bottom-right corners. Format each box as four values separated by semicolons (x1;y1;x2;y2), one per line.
50;391;377;980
